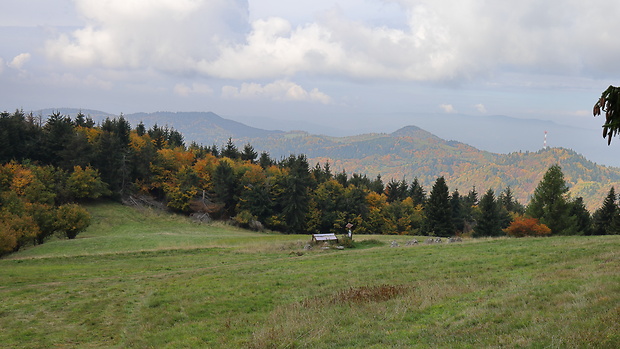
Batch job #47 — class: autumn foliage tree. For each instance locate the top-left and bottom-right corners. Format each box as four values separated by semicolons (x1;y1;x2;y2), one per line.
5;108;615;257
56;204;91;239
504;216;551;237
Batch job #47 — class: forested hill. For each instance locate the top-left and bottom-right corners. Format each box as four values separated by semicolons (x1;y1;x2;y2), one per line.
245;126;620;210
35;109;284;145
32;109;620;210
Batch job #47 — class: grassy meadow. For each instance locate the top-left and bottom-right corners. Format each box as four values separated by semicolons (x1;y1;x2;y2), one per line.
1;202;620;348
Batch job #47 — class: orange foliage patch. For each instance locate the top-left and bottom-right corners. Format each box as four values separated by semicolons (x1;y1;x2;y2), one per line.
504;216;551;237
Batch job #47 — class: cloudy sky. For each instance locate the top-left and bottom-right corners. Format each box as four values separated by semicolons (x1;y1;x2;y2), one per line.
2;0;620;164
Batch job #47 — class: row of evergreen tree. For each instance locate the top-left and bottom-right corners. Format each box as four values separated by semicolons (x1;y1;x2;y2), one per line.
1;110;619;255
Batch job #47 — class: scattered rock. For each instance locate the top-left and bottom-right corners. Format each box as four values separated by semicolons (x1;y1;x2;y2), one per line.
248;220;264;231
189;212;212;223
390;241;399;248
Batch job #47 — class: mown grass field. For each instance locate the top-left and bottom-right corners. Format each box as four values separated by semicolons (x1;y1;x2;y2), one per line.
1;202;620;348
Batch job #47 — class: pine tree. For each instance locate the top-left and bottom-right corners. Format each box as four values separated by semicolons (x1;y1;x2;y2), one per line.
526;164;575;235
238;182;273;224
335;170;348;187
280;155;311;233
465;186;478;206
409;177;426;206
241;143;258;162
474;189;503;237
258;151;273;168
425;176;453;236
570;197;592;235
593;187;619;235
369;175;384;194
385;179;407;203
42;112;75;167
221;137;240;159
498;186;524;214
450;189;465;234
212;160;239;218
311;162;332;185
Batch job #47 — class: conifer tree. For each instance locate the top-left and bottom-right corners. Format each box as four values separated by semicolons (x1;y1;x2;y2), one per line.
369;175;384;194
425;176;453;236
212;160;239;217
258;151;273;169
409;177;426;206
335;170;348;187
280;155;311;233
241;143;258;162
385;179;407;203
474;189;503;237
593;187;620;235
526;164;575;235
570;197;592;235
221;137;240;159
450;189;465;233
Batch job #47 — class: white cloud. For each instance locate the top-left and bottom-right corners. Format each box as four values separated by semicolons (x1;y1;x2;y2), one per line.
46;0;248;70
439;104;455;113
174;83;213;97
222;80;332;104
44;0;620;82
8;53;31;70
475;103;487;113
0;57;4;74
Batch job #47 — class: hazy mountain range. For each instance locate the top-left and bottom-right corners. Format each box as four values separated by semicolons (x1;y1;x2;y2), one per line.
35;108;620;210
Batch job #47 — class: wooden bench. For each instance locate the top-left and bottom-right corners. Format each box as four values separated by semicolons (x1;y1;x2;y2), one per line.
311;233;338;243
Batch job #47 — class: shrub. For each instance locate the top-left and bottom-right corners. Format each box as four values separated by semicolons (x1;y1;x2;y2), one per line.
504;216;551;237
339;235;354;248
56;204;91;239
0;212;39;254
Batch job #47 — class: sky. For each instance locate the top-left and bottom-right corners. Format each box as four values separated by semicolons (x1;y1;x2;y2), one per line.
2;0;620;165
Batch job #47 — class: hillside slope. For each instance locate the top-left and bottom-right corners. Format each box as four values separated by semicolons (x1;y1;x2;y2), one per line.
2;202;619;348
34;109;620;210
246;126;620;210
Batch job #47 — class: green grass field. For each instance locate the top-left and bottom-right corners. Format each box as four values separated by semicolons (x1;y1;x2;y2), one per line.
1;202;619;348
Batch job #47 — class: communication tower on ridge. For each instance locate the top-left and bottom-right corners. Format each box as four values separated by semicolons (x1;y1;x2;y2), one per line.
543;131;548;149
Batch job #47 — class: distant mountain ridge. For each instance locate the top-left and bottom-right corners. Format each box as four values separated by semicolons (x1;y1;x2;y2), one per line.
36;108;620;210
124;111;284;144
241;123;619;210
34;109;284;145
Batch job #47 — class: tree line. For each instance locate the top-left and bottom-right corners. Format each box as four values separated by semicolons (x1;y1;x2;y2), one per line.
1;110;619;255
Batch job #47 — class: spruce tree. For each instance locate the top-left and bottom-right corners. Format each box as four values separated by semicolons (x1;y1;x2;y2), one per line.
280;155;311;233
474;189;503;237
570;197;592;235
241;143;258;162
409;177;426;206
593;187;619;235
526;164;575;235
450;189;465;233
425;176;453;236
369;175;384;194
385;179;407;203
212;160;239;218
221;137;240;159
258;151;272;168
